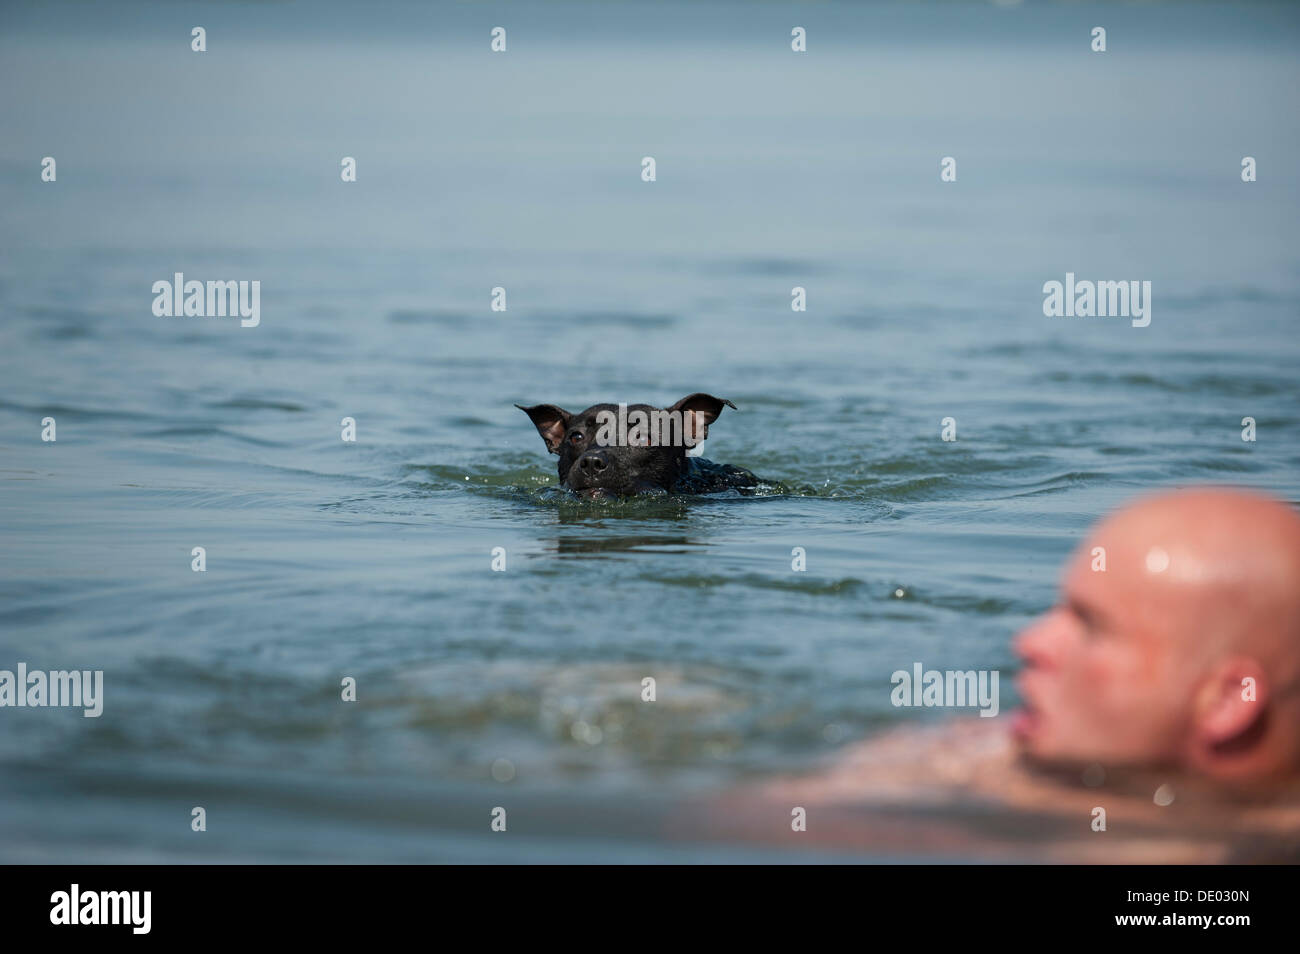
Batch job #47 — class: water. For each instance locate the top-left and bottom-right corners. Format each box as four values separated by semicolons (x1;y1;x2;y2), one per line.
1;0;1298;862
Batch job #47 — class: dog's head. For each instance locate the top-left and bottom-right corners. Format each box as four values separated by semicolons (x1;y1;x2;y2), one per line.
516;393;736;496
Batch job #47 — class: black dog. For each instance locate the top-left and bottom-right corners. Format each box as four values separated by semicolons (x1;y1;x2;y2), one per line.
516;393;759;497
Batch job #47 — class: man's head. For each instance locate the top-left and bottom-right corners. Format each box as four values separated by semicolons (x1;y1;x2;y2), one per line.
516;393;735;496
1012;487;1300;785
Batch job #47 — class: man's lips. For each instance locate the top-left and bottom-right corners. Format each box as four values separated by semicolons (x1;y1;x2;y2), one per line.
1012;672;1042;739
1010;706;1038;739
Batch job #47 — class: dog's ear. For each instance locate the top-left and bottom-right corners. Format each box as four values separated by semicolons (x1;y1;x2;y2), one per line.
669;393;736;445
516;403;572;455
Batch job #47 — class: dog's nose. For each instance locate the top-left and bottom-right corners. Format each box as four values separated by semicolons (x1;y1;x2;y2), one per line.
578;450;608;472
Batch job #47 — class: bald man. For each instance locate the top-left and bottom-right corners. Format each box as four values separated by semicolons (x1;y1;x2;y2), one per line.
1014;486;1300;785
697;487;1300;861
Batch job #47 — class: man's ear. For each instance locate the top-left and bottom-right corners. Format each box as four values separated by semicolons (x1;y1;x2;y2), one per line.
1193;657;1268;749
516;403;571;455
669;393;737;445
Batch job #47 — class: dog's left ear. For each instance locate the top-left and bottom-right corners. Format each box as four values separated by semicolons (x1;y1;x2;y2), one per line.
669;393;736;445
516;403;572;454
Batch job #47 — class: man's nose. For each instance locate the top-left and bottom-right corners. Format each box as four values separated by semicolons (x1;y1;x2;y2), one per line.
1013;609;1069;668
578;450;608;472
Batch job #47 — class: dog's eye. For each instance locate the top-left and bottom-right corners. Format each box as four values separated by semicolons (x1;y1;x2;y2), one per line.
569;431;584;446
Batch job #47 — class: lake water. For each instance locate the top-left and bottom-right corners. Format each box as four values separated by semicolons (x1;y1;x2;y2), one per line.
1;0;1298;862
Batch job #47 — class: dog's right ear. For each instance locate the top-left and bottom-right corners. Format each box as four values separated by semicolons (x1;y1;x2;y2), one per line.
516;403;572;455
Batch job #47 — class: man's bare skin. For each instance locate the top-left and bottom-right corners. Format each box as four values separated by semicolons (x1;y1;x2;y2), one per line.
695;488;1300;862
749;720;1300;862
